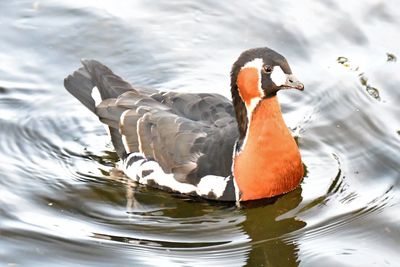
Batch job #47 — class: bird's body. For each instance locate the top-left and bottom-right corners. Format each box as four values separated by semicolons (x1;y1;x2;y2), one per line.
64;47;304;202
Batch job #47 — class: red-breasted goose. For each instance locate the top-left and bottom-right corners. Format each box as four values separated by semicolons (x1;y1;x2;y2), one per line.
64;47;304;202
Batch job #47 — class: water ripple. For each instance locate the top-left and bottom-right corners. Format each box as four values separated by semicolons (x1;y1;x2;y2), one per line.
1;1;400;266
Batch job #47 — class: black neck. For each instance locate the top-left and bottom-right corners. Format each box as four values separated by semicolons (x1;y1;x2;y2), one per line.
230;77;248;141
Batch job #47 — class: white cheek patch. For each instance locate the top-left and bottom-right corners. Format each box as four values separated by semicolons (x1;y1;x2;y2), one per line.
271;66;287;86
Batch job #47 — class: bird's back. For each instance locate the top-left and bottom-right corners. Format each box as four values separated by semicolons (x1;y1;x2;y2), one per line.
64;60;239;200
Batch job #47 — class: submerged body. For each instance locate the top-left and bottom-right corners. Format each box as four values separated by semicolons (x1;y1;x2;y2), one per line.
64;47;305;202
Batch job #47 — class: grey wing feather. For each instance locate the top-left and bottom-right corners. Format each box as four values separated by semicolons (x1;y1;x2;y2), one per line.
133;107;238;185
64;59;239;185
153;92;236;123
96;98;124;128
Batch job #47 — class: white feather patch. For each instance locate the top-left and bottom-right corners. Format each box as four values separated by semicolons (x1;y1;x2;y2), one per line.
137;161;196;194
136;116;144;154
247;97;261;120
91;86;102;106
271;66;287;86
123;155;196;194
231;142;240;203
120;110;132;153
196;175;229;198
123;154;231;198
123;153;145;181
236;59;265;155
243;58;264;70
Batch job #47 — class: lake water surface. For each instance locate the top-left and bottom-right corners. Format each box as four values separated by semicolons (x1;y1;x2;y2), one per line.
0;1;399;266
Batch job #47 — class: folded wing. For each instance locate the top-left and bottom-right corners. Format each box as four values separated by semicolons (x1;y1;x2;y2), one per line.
64;60;239;186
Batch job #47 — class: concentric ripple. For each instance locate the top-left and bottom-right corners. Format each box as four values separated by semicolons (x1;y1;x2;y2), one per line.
1;1;400;266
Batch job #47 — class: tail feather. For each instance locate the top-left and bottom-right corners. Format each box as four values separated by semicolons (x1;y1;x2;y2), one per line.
81;59;136;100
64;59;136;159
64;67;96;113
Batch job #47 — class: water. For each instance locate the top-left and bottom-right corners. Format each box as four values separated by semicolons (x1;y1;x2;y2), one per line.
0;1;399;266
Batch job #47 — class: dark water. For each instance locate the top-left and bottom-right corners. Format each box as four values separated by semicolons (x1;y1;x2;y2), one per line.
1;1;399;266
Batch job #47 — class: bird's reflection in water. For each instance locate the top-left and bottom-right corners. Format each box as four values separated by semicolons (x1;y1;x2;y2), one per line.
240;188;305;267
107;167;142;213
107;167;305;266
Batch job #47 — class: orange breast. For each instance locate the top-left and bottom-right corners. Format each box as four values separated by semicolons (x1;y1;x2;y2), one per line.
233;96;303;201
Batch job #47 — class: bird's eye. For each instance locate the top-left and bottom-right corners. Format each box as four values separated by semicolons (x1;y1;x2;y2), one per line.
263;65;273;74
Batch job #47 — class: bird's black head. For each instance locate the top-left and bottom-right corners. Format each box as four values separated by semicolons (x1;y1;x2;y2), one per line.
230;47;304;140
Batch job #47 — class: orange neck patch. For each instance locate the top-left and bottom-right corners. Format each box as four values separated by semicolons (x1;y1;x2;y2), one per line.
233;96;303;201
236;67;262;106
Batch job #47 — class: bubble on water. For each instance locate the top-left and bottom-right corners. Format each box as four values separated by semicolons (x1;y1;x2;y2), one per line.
359;74;368;86
366;86;381;100
337;58;382;101
337;57;351;68
386;53;397;62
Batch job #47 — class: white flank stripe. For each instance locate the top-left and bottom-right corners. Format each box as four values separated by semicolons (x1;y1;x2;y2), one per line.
196;175;229;198
123;156;196;194
123;154;231;198
138;161;196;193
